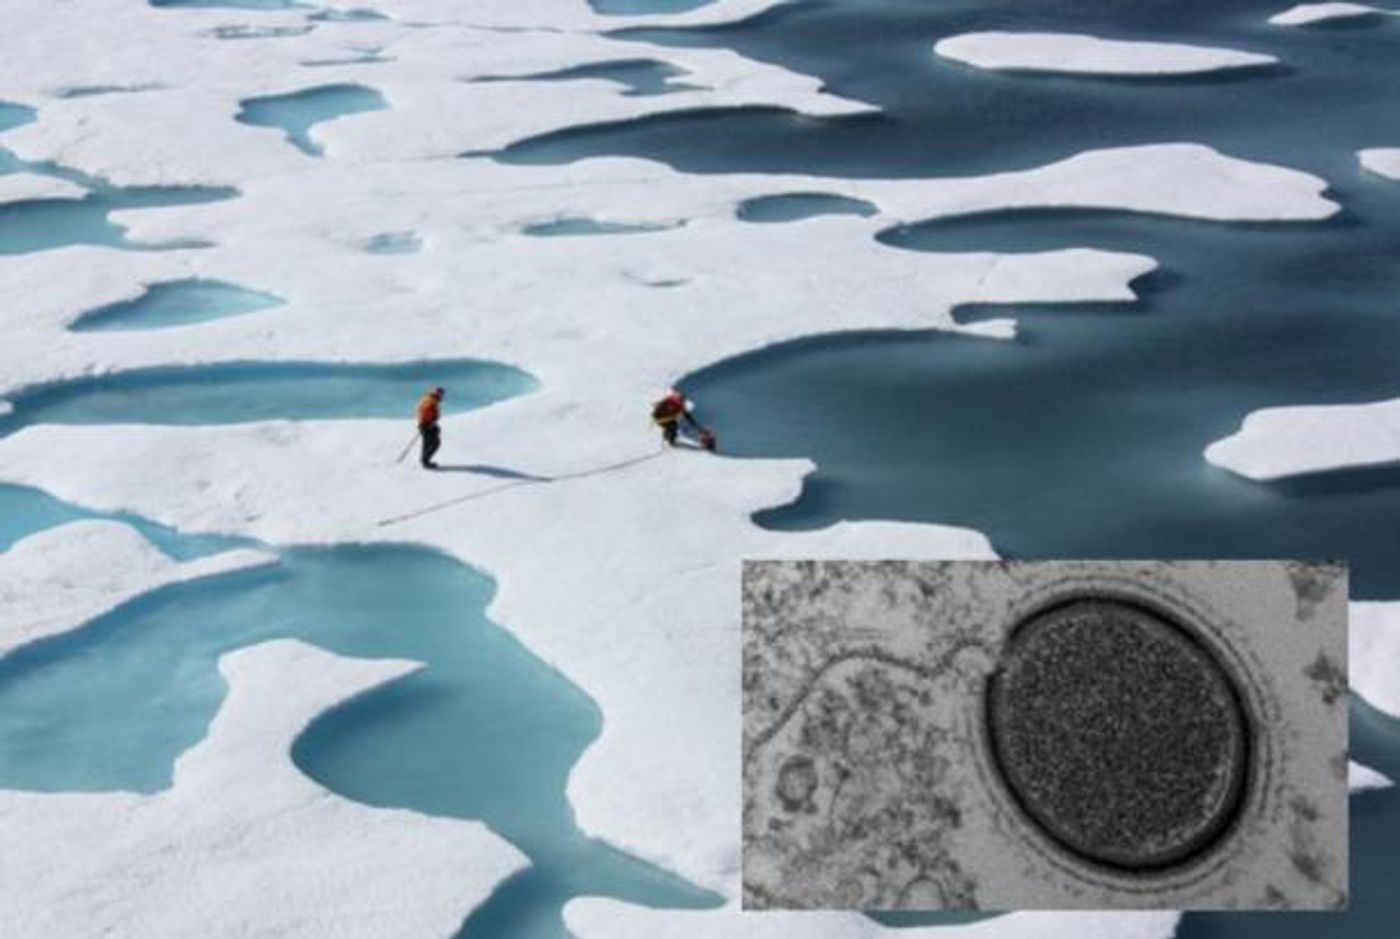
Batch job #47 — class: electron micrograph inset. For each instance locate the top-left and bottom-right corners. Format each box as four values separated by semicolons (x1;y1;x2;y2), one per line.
741;561;1347;911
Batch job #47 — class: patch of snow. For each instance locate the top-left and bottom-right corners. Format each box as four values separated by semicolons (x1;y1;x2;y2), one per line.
1349;760;1394;792
0;639;526;939
1204;398;1400;480
1360;147;1400;180
566;900;1181;939
1270;3;1393;25
0;3;872;183
0;172;87;205
934;31;1276;76
0;520;274;658
1352;602;1400;719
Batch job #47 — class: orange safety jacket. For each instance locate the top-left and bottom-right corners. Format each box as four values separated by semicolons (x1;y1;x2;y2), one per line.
417;394;441;426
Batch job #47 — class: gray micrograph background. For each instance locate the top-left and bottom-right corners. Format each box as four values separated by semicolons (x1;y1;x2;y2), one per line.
741;560;1347;911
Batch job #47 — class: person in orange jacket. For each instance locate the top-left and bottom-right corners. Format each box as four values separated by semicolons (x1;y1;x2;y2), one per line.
416;386;445;469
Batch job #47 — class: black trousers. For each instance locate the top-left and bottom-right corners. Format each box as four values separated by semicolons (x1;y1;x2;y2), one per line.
420;423;441;465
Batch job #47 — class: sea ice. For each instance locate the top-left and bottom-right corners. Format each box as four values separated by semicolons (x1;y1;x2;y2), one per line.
1269;3;1393;25
0;173;86;206
1349;761;1394;792
1204;398;1400;480
1360;148;1400;180
933;32;1277;76
1350;602;1400;719
0;520;272;657
0;639;526;939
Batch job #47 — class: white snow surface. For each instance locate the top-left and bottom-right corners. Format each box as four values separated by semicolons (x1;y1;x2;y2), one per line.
1205;397;1400;479
0;171;85;205
0;520;274;658
1349;761;1395;792
1351;602;1400;719
1270;3;1394;25
933;31;1276;75
1360;148;1400;180
0;639;526;939
566;902;1181;939
0;0;1351;933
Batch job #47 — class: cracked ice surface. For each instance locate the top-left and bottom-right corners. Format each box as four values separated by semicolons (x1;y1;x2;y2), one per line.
0;639;526;938
0;0;1358;934
933;32;1276;76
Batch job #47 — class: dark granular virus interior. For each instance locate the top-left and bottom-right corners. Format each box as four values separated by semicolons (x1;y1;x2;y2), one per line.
987;598;1249;871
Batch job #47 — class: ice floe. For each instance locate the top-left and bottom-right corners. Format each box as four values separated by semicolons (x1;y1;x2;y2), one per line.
1349;761;1395;792
933;32;1277;76
1205;398;1400;480
1270;3;1395;25
0;172;86;205
1351;602;1400;719
0;639;526;939
1360;147;1400;180
0;520;272;658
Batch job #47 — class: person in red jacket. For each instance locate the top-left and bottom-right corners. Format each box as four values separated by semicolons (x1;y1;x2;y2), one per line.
416;386;445;469
651;390;715;450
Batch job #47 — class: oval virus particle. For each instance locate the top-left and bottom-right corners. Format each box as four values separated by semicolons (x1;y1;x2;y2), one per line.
988;598;1248;870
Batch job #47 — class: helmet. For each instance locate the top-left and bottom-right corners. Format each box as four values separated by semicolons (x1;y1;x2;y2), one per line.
431;386;445;399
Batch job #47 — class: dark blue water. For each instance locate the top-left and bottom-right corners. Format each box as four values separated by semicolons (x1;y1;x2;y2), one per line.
501;0;1400;929
0;358;535;438
235;84;387;156
494;0;1398;184
686;198;1400;599
69;278;284;331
